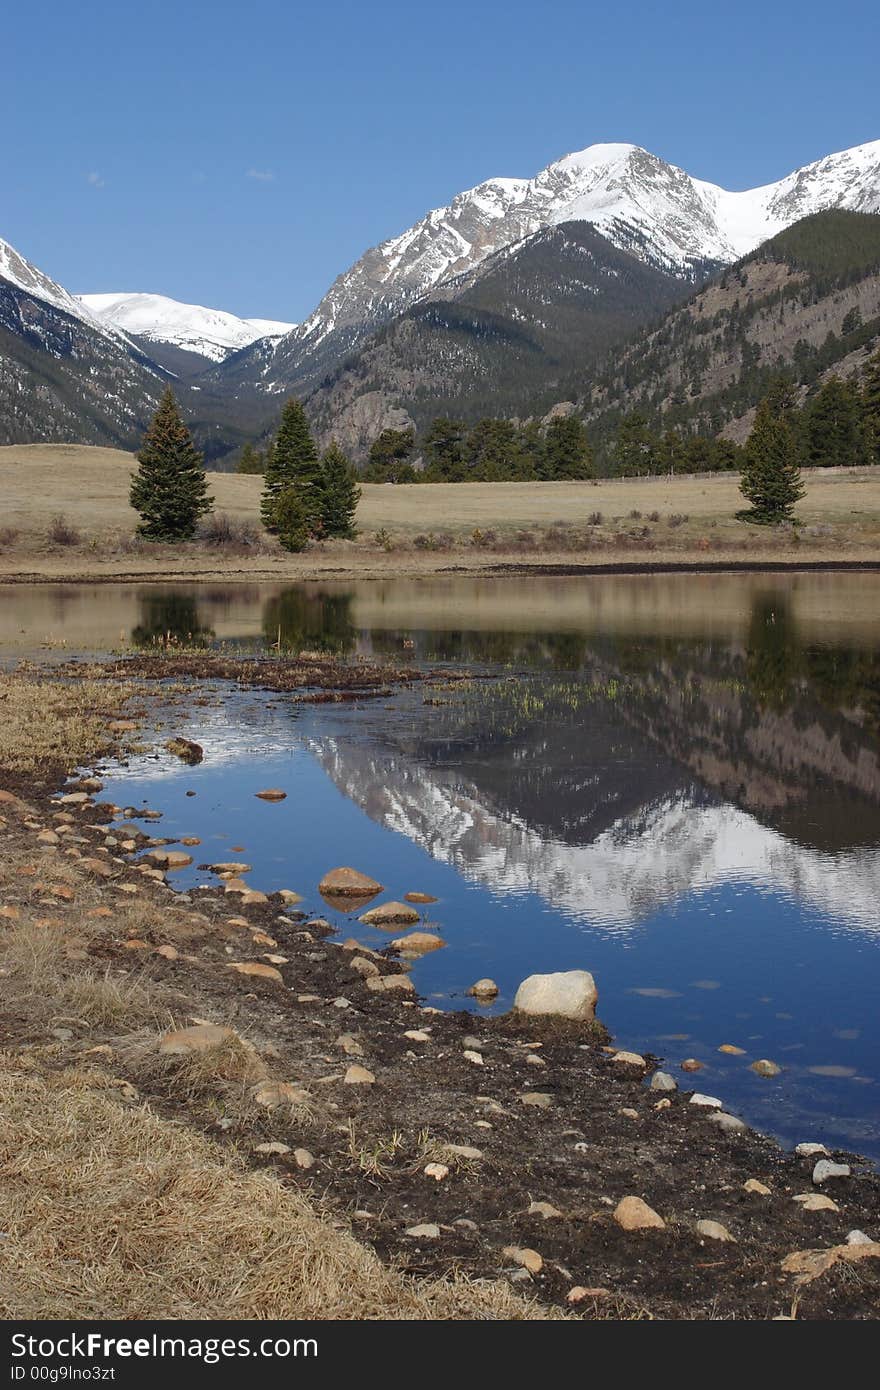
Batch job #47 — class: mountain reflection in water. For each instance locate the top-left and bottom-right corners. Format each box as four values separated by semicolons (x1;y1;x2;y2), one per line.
99;576;880;1156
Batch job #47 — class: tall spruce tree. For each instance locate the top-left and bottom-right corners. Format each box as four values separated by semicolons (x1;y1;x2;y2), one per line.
260;399;322;532
129;387;212;541
739;392;805;523
863;350;880;465
543;414;594;480
236;443;266;475
803;376;866;468
318;441;361;538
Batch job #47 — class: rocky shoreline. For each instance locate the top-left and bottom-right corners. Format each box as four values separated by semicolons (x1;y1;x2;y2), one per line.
1;664;879;1320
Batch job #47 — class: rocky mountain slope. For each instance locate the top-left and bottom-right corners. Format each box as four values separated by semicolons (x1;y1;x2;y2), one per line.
215;138;880;401
0;236;168;448
579;209;880;451
307;221;715;454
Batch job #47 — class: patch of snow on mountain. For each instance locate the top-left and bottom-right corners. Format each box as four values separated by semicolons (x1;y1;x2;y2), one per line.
78;292;296;362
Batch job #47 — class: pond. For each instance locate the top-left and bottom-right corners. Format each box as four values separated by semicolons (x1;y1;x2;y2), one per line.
5;572;880;1159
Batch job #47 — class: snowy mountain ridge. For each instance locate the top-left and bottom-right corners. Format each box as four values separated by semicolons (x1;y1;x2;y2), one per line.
259;137;880;388
0;235;129;343
78;292;296;363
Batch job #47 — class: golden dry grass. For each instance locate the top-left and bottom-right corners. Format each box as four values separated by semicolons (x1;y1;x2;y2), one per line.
0;1062;558;1320
0;670;135;773
0;443;878;581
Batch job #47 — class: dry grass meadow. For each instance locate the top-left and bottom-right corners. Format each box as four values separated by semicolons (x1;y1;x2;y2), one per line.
1;443;879;580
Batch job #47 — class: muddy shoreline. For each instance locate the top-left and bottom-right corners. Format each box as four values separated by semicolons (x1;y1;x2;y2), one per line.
3;554;880;586
2;658;879;1319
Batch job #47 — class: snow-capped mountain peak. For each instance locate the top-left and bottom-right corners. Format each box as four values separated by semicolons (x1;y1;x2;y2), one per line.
265;136;880;387
78;291;296;363
0;236;125;341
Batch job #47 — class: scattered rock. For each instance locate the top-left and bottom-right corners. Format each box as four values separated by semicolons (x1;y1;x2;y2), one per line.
335;1033;365;1056
350;955;380;978
404;892;438;904
403;1030;430;1043
793;1193;840;1212
513;969;597;1022
813;1159;851;1184
519;1092;553;1109
444;1144;483;1160
255;789;287;801
613;1196;665;1231
718;1044;746;1056
360;901;421;927
318;866;382;897
705;1111;747;1133
209;862;252;875
689;1093;723;1109
391;930;445;954
796;1142;829;1158
158;1024;236;1054
254;1142;291;1155
294;1148;316;1170
744;1179;772;1196
424;1163;449;1181
463;1050;484;1066
252;1080;309;1108
568;1286;610;1304
751;1059;781;1077
228;962;284;984
529;1200;562;1219
502;1246;543;1274
344;1064;375;1085
155;944;179;961
365;974;415;995
278;889;303;905
680;1058;704;1072
612;1050;646;1067
405;1224;440;1240
145;850;193;871
81;858;114;878
846;1230;873;1246
696;1219;736;1242
468;978;499;1000
165;738;203;764
650;1071;677;1092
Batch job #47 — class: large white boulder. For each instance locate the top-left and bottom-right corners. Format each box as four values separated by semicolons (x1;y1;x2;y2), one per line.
513;970;597;1022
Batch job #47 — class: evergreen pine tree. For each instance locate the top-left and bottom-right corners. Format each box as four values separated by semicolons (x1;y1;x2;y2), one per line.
364;428;415;483
611;413;659;477
739;393;805;523
863;350;880;465
318;441;361;538
803;376;866;468
236;443;266;475
542;415;594;480
422;418;466;481
129;387;212;541
274;487;311;553
260;399;322;532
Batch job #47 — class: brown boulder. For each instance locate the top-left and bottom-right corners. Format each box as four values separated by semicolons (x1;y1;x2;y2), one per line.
360;900;420;928
318;866;383;898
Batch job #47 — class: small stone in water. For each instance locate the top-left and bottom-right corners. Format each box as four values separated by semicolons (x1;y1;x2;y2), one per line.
750;1059;781;1077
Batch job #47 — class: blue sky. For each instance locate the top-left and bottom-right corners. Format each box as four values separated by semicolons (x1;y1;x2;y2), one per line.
3;0;878;320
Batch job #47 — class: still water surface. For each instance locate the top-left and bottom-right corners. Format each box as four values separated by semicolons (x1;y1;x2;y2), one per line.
6;573;879;1159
